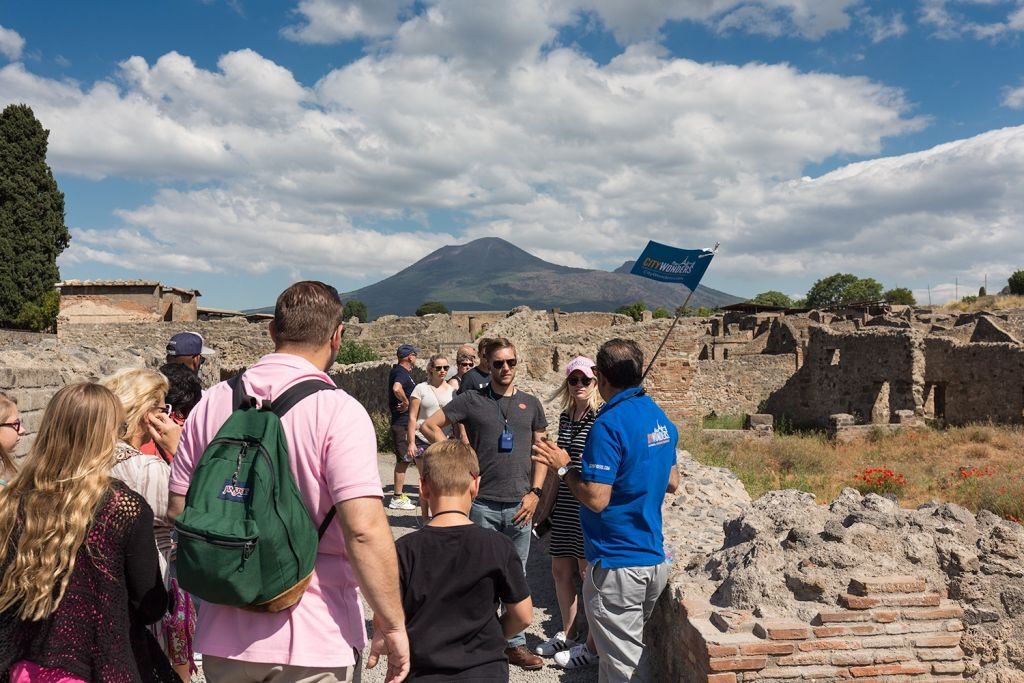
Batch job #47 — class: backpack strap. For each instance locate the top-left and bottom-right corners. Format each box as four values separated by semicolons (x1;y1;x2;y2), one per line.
227;373;256;411
269;379;337;418
268;378;339;539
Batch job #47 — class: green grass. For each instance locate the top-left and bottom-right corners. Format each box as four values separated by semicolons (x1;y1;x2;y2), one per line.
701;413;747;430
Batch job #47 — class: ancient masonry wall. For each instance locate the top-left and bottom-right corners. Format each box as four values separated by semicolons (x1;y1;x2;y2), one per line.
685;355;796;419
1;367;69;458
651;576;967;683
57;320;273;376
763;328;924;428
330;360;427;417
923;338;1024;425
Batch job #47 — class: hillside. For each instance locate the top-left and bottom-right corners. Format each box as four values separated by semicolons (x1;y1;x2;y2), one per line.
256;238;742;317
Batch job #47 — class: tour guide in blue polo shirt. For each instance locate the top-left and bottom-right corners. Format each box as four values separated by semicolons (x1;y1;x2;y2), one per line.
533;338;679;683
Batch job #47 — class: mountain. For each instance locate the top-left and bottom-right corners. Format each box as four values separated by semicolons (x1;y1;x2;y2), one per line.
252;238;743;317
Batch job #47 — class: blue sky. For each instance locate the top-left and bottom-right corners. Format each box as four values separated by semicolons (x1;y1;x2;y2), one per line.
1;1;1023;308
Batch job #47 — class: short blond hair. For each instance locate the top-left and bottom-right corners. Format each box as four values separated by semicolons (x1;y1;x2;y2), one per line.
421;441;479;497
101;368;169;441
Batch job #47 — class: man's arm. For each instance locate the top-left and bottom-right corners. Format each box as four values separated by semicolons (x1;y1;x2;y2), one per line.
421;408;452;443
392;382;410;413
531;439;613;513
168;492;186;522
512;431;550;527
337;496;410;681
667;464;680;494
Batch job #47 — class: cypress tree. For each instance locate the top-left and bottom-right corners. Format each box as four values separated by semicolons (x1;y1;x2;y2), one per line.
0;104;70;329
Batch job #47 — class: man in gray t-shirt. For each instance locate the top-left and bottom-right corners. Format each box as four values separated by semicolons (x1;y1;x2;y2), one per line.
421;337;548;671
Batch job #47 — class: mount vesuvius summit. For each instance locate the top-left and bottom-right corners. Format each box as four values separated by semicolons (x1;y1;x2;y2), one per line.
259;238;742;317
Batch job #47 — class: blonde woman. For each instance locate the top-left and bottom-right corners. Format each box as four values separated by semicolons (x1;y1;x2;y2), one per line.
0;382;176;681
536;356;601;669
102;368;193;681
407;354;455;519
0;393;25;485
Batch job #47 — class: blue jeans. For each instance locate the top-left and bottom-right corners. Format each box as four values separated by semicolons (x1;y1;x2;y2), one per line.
470;498;532;648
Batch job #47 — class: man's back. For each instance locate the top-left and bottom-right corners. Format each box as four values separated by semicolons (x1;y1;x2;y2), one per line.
396;524;529;682
456;366;489;395
170;352;383;668
580;387;678;569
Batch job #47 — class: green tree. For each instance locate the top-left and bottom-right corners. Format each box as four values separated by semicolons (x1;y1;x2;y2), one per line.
0;104;70;329
415;300;449;316
804;273;883;308
652;306;670;319
882;287;916;306
614;301;646;321
676;306;716;317
342;299;368;322
13;289;59;332
750;291;793;308
1009;270;1024;296
335;339;381;365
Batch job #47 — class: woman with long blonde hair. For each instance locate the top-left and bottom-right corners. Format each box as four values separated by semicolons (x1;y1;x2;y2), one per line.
0;382;176;681
0;393;25;485
536;356;601;670
102;367;193;681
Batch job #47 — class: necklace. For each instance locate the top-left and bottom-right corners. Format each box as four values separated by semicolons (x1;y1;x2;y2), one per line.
430;510;469;520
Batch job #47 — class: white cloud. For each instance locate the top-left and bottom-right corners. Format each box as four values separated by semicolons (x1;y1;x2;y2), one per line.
1003;83;1024;109
0;25;25;61
282;0;412;42
920;0;1024;39
858;10;908;42
281;0;866;50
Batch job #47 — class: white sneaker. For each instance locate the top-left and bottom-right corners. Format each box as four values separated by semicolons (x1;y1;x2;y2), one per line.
554;643;597;669
535;631;576;657
389;494;416;510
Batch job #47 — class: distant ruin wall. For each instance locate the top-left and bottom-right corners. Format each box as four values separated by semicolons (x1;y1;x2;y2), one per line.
923;338;1024;425
684;355;797;419
763;328;924;428
330;360;427;417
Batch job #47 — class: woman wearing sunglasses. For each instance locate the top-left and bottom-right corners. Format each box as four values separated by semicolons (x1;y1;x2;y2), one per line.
536;356;601;669
0;393;25;486
102;368;194;682
407;354;455;520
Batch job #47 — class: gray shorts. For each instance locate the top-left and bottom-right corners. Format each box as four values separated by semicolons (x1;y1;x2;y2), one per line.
584;561;669;683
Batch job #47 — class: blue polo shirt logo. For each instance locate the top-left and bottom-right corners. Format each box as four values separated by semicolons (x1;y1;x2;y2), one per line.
647;422;671;447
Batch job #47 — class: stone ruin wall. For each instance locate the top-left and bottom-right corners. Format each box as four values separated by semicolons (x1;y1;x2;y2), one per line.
923;338;1024;426
763;327;925;429
648;469;1024;683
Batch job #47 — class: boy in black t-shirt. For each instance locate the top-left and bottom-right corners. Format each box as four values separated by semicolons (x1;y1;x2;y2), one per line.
375;441;533;682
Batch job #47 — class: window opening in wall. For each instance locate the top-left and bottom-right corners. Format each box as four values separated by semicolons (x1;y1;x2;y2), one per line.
826;348;840;366
934;384;946;420
723;348;729;359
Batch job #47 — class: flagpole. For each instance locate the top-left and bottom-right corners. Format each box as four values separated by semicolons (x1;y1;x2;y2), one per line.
641;242;720;384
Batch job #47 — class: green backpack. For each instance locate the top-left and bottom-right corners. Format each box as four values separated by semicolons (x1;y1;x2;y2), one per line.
174;374;336;613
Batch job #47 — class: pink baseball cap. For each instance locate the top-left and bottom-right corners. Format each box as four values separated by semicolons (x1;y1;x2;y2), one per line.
565;356;596;379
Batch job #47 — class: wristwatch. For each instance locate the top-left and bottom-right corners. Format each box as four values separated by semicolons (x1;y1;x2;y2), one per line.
529;486;544;497
557;465;571;480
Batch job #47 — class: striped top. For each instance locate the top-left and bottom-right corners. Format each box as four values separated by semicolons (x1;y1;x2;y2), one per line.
548;408;596;558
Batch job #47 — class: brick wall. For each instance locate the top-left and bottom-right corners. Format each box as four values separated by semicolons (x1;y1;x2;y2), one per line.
652;575;965;683
684;355;797;419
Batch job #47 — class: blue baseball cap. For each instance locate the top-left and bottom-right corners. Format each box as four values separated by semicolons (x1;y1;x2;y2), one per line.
396;344;418;359
167;331;214;357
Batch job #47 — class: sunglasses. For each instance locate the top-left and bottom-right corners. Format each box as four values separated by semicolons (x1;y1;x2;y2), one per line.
156;404;172;415
491;358;518;369
0;419;21;432
434;365;449;372
458;361;474;367
568;376;593;387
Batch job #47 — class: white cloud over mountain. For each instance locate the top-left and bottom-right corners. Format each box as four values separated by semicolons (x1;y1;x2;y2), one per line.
0;1;1021;298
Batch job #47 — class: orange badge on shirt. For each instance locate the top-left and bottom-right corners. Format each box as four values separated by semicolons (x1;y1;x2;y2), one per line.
519;403;527;410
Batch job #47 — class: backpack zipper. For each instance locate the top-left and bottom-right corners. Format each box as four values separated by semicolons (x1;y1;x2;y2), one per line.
176;528;257;562
208;437;277;488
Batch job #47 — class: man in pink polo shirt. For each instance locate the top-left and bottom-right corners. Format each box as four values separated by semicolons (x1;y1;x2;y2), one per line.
168;281;409;683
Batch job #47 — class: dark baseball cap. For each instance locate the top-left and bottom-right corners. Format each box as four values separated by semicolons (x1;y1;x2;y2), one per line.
396;344;418;359
167;331;214;357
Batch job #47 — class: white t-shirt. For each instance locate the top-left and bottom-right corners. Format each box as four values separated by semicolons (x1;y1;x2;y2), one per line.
411;381;454;442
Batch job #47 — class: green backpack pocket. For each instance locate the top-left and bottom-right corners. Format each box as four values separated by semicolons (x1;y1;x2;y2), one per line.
175;511;261;606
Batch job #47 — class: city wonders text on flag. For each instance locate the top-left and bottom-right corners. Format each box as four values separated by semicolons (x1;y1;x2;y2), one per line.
629;241;715;290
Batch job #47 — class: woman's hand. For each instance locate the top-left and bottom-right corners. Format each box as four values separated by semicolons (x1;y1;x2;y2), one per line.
146;411;182;457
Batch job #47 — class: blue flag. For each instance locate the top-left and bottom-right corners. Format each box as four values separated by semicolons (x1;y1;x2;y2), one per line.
629;241;714;290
